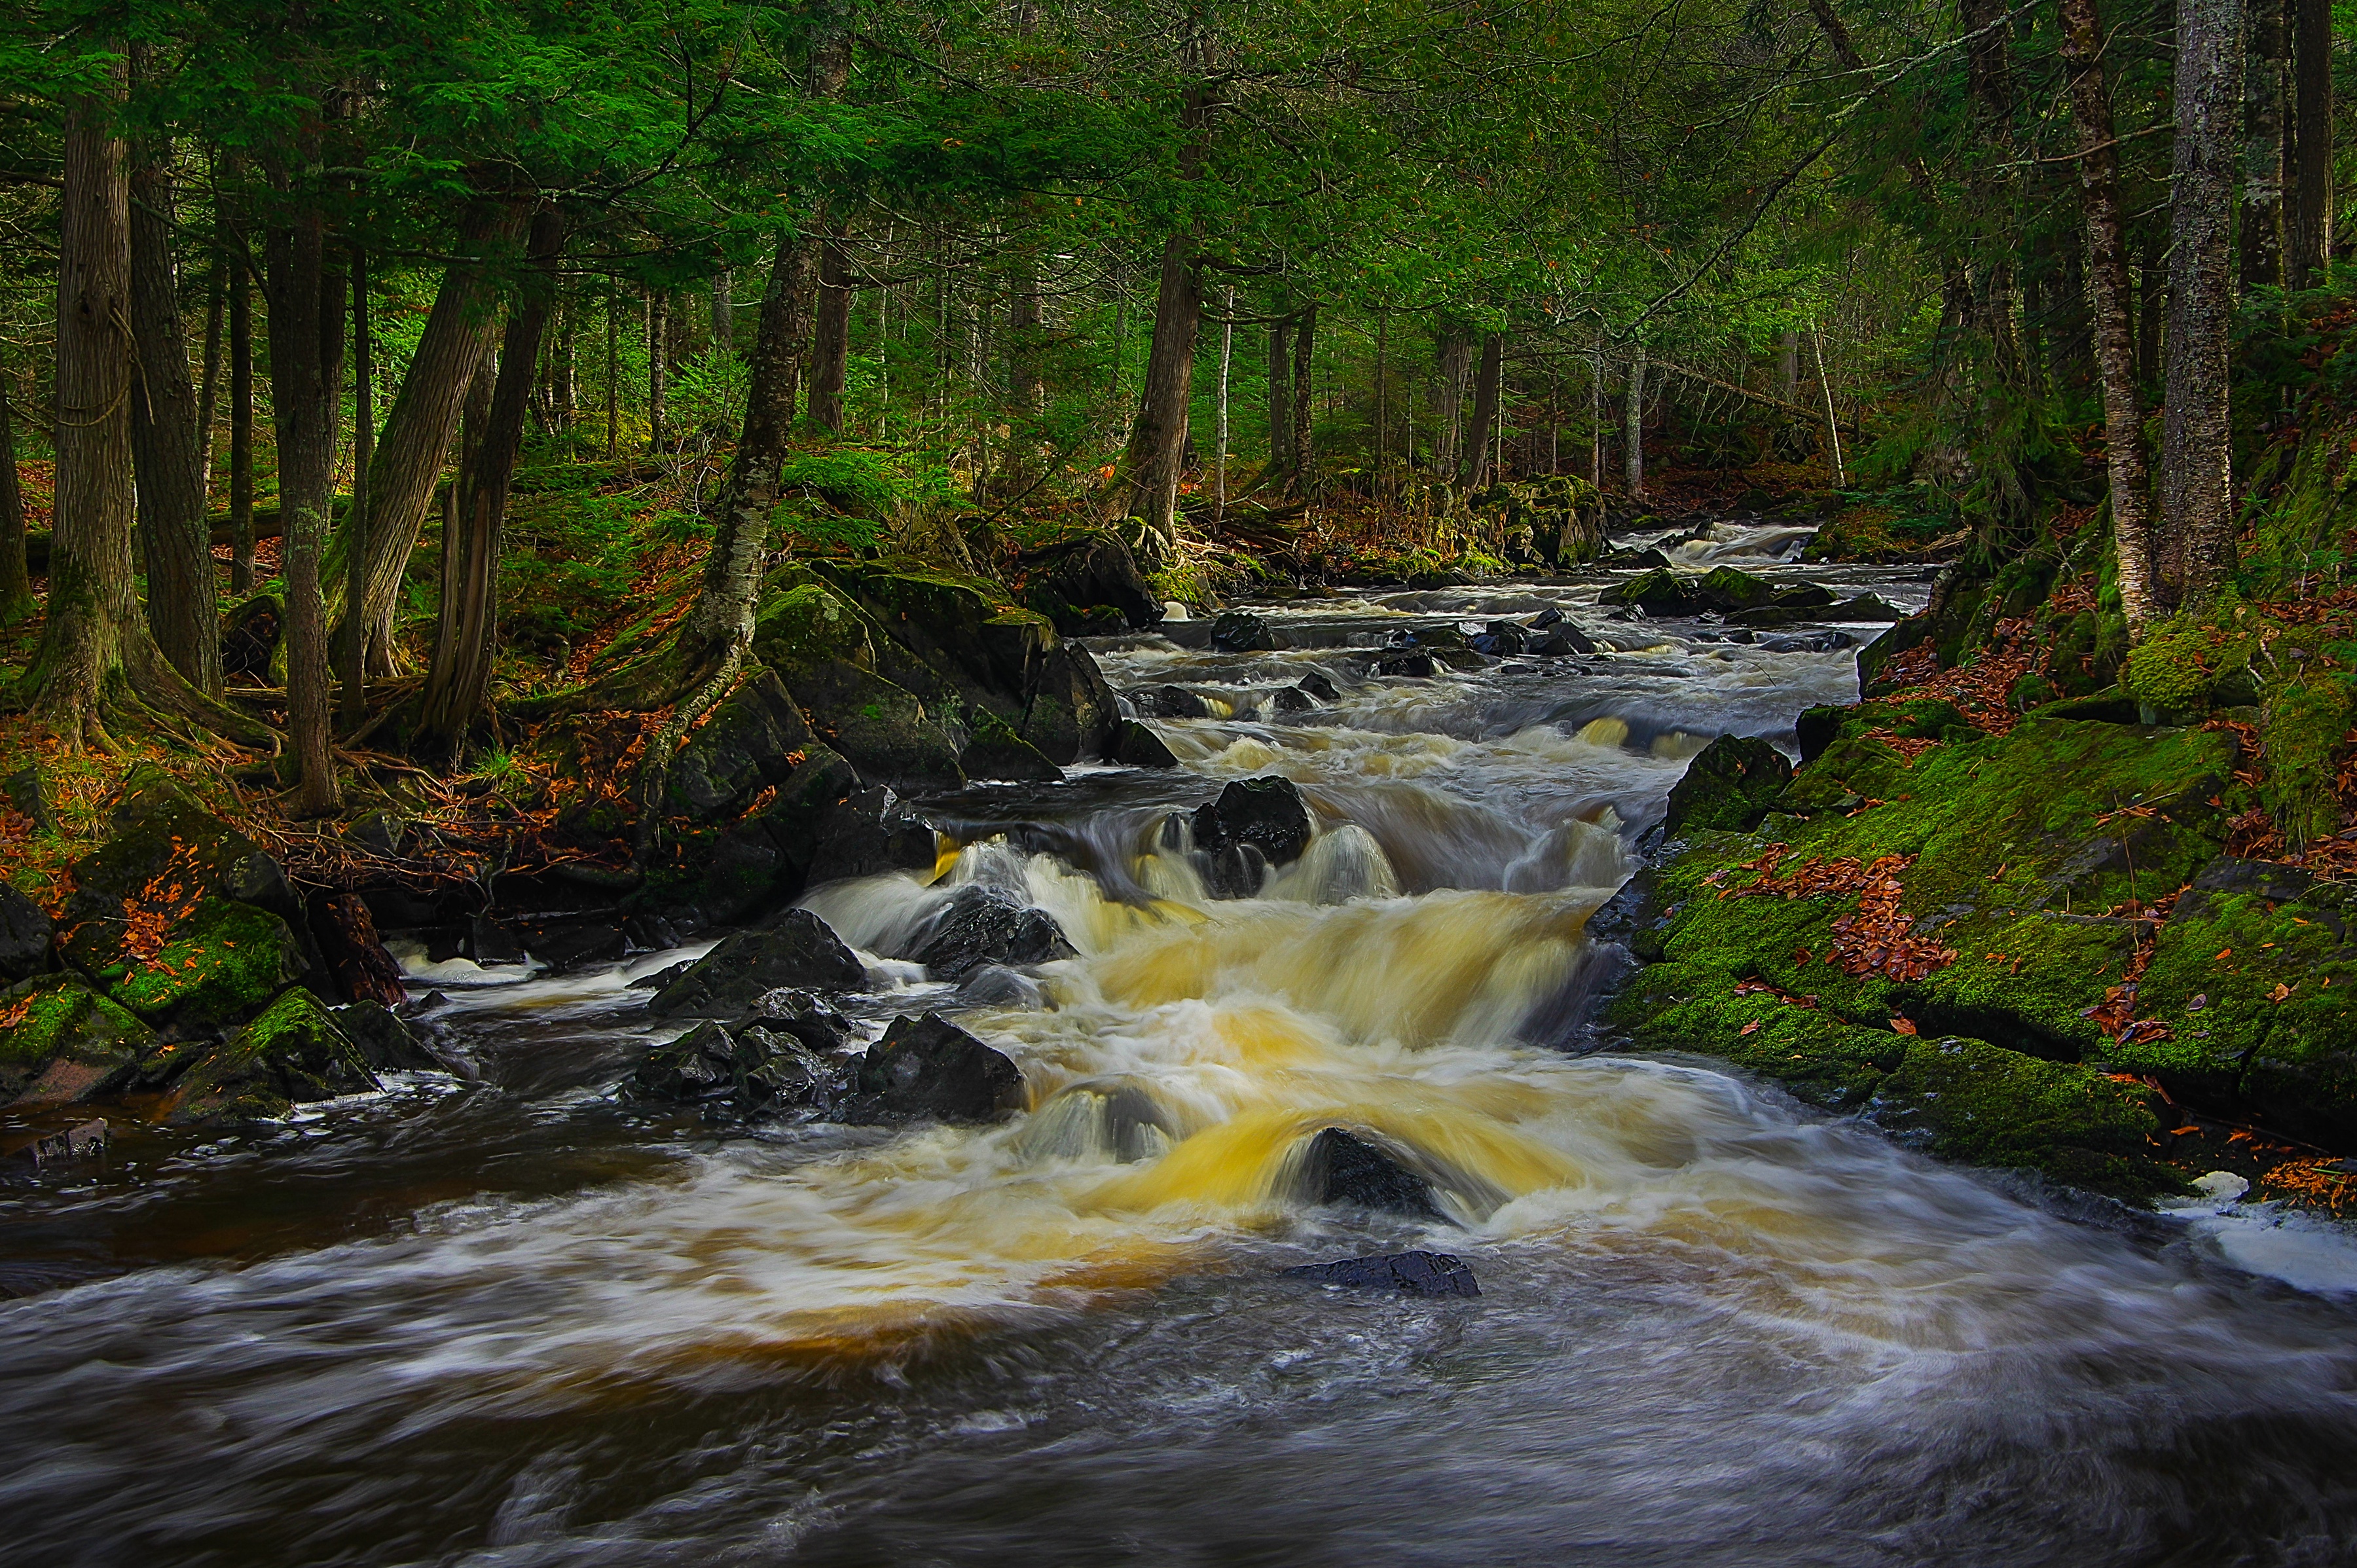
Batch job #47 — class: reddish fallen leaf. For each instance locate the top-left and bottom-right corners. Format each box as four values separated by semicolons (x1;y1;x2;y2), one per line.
1738;1019;1762;1037
1890;1018;1919;1036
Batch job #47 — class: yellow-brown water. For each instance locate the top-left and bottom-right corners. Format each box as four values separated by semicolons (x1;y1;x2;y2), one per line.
7;560;2357;1565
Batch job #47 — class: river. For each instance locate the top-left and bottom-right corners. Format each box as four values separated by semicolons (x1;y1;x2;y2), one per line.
7;524;2357;1565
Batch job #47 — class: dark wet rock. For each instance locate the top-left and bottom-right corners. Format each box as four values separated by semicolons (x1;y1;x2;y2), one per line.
1210;610;1279;653
332;999;442;1072
1601;569;1705;615
309;893;407;1007
512;915;626;972
1821;593;1907;623
162;988;380;1127
630;959;695;991
2171;856;2317;923
646;911;868;1017
729;987;854;1053
629;1018;831;1113
1268;685;1315;714
956;710;1065;783
1699;566;1776;608
1301;1127;1446;1220
469;912;526;966
790;658;966;788
1527;607;1564;631
1757;631;1857;653
913;886;1076;981
1528;624;1599;657
1662;735;1795;836
0;883;52;984
0;974;157;1110
1375;651;1437;678
1296;671;1341;702
1113;719;1180;769
1129;684;1214;720
667;670;821;821
1282;1250;1480;1298
1482;621;1528;655
1020;532;1164;634
1193;776;1313;869
1404;624;1468;651
832;1012;1026;1125
800;785;940;888
957;964;1046;1009
1203;842;1271;899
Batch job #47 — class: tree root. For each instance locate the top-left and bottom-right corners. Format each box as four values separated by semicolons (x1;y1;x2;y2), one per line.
629;641;744;859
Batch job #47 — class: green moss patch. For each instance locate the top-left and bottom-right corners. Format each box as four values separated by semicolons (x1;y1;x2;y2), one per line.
0;973;157;1106
164;987;379;1127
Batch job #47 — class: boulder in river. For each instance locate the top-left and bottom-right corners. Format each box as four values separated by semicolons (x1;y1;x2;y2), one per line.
332;999;443;1072
833;1012;1026;1125
665;669;822;822
0;973;157;1110
1600;568;1705;615
0;883;52;983
727;986;854;1054
1128;684;1214;720
1300;1127;1446;1221
1209;610;1279;653
1112;719;1179;769
1374;651;1437;678
1192;776;1313;869
1296;670;1341;702
1283;1250;1480;1298
646;910;867;1017
1528;625;1600;657
913;886;1076;981
1019;532;1165;634
629;1018;832;1114
161;987;380;1127
1661;735;1794;836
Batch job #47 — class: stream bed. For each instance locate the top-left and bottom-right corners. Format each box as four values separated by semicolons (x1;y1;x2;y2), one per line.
7;527;2357;1565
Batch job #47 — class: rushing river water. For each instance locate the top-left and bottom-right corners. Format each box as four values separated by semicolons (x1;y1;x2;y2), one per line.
9;526;2357;1566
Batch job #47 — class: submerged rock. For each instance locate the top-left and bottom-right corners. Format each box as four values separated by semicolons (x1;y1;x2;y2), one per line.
1192;777;1313;869
1283;1250;1480;1298
913;886;1076;981
1296;671;1341;702
646;910;867;1017
1661;735;1795;836
833;1012;1026;1125
957;964;1046;1009
1300;1128;1446;1220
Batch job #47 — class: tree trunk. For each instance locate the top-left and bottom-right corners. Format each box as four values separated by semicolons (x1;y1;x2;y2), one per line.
1778;329;1800;401
2136;220;2165;386
1624;346;1648;498
2288;0;2335;288
1215;285;1233;519
331;201;521;676
228;247;255;593
1268;317;1293;471
809;217;852;433
342;243;371;727
1590;350;1603;490
2240;0;2290;291
418;207;564;751
1457;332;1503;489
1288;300;1317;496
196;247;225;498
1433;326;1471;475
2062;0;2161;630
264;189;350;814
0;365;31;624
1110;229;1202;532
1009;244;1043;411
647;289;668;450
126;43;222;698
605;274;620;457
2158;0;2247;608
712;270;733;353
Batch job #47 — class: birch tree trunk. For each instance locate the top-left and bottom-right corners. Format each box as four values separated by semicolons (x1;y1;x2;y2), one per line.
1623;346;1647;498
647;291;668;450
2158;0;2246;608
2060;0;2161;630
1215;285;1233;521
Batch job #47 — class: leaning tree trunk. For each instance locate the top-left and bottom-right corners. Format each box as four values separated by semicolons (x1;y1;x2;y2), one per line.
0;365;33;624
126;43;223;698
1457;331;1503;490
2241;0;2290;291
1112;231;1202;533
809;216;852;433
2061;0;2160;631
330;200;521;676
1624;346;1648;498
2288;0;2335;289
418;208;566;752
2158;0;2246;608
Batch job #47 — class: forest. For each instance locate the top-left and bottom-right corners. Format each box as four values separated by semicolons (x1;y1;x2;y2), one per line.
7;0;2357;1558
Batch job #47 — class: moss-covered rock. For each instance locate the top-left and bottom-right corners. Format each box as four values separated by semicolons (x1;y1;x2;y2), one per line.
2259;670;2354;850
106;897;310;1028
0;973;157;1108
667;670;822;822
1662;735;1793;835
161;987;380;1127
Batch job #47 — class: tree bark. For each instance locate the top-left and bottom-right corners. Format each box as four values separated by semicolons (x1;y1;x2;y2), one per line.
2240;0;2290;291
1215;285;1234;519
196;247;225;498
1110;229;1202;531
712;270;733;353
228;244;255;593
418;206;565;751
1433;325;1472;475
2158;0;2247;608
1288;300;1317;496
1624;346;1648;498
126;43;223;698
1268;316;1294;471
264;188;350;813
2288;0;2335;288
1457;331;1503;489
1009;243;1043;411
2136;219;2165;386
809;218;852;433
605;274;620;457
647;289;668;450
2062;0;2161;630
0;365;31;624
331;201;521;676
342;243;371;727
